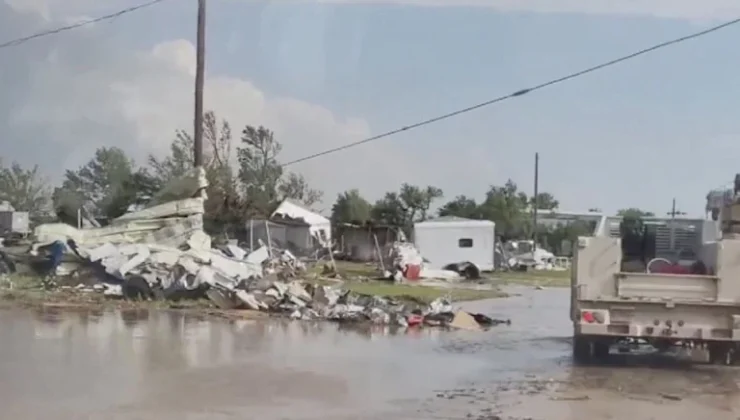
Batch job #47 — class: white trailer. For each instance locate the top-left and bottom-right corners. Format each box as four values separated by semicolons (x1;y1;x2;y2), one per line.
413;217;496;272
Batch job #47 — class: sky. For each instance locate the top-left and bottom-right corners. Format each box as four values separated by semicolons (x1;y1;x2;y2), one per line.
2;0;740;217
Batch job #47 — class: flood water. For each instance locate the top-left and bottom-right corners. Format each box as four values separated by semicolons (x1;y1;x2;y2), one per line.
0;287;738;419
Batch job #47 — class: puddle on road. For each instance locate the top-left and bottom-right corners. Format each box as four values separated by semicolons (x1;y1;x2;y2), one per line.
0;296;518;420
1;286;738;420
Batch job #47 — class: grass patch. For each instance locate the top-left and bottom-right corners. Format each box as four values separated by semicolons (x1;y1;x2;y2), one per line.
313;261;508;302
0;274;45;290
0;273;217;312
309;260;380;279
491;269;571;287
0;288;218;312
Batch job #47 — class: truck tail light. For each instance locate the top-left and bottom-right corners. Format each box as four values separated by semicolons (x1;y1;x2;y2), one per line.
582;311;595;323
580;310;607;323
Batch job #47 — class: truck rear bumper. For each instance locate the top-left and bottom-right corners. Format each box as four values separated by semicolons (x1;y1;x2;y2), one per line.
574;306;740;342
576;322;740;341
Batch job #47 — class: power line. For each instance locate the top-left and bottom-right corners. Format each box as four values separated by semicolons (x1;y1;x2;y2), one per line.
282;17;740;168
0;0;167;50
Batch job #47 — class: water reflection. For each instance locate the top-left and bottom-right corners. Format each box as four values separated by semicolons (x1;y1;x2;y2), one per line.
0;305;506;419
0;288;571;419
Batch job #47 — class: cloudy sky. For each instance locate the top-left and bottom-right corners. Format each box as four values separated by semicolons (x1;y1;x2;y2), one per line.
1;0;740;216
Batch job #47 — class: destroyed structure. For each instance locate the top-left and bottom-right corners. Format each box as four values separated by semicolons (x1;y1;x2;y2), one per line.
0;168;506;330
335;222;405;262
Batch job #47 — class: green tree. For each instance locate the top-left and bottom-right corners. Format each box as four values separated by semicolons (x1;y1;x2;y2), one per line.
146;111;244;229
55;147;142;220
0;161;52;219
530;192;559;210
477;180;531;240
237;125;322;216
331;189;373;224
371;183;443;234
237;126;283;216
437;195;484;219
617;208;655;218
147;130;195;188
278;173;323;208
541;220;594;256
371;192;406;227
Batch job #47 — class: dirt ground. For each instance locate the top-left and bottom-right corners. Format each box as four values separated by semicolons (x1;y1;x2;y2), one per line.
0;286;737;420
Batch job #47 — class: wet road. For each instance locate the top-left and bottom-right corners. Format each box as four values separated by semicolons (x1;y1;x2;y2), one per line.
0;286;738;420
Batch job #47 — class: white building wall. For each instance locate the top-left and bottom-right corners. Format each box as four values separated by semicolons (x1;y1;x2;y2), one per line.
413;219;496;271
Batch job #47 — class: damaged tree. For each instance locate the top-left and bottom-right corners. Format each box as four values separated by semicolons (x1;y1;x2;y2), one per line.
54;147;147;222
331;189;373;224
237;125;322;217
146;111;245;231
0;160;52;222
371;183;444;236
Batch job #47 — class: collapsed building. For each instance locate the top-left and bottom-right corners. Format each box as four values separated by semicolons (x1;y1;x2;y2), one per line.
2;168;505;330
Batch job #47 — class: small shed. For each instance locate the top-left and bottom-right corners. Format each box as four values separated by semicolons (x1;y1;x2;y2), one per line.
0;201;29;236
413;216;496;271
271;199;331;245
335;222;405;262
245;218;317;257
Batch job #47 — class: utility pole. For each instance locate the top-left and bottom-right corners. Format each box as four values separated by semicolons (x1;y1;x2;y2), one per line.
193;0;206;169
667;198;686;253
532;152;539;250
667;198;686;219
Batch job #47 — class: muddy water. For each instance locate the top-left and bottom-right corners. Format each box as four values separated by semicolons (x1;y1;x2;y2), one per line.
0;287;738;420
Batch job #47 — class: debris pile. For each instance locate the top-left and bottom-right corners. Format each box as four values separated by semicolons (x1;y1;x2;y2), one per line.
235;281;509;329
502;239;569;271
383;242;471;282
6;168;507;330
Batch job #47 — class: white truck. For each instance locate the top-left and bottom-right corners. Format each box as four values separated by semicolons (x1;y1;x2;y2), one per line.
570;184;740;365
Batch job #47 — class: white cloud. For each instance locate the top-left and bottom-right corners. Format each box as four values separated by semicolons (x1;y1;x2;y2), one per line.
315;0;740;20
0;0;419;207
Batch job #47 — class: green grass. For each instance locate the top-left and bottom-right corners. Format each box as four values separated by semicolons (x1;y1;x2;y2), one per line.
0;273;218;311
0;274;45;290
491;269;571;287
309;260;380;279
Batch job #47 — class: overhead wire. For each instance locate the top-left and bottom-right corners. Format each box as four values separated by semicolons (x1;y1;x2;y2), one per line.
0;0;168;50
281;17;740;167
1;2;739;168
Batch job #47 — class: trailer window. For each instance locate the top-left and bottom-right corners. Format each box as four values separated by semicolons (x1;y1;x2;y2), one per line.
458;238;473;248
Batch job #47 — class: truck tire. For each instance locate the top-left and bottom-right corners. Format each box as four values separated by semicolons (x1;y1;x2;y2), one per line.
573;335;593;364
708;343;732;365
593;340;611;360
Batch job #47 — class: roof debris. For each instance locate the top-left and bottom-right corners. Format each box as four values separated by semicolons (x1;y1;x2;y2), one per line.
0;167;509;331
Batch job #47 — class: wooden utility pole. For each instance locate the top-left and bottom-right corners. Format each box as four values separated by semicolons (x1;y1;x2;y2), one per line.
193;0;206;168
532;152;539;249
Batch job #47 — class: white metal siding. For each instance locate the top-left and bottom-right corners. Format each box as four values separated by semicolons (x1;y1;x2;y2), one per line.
413;222;495;271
